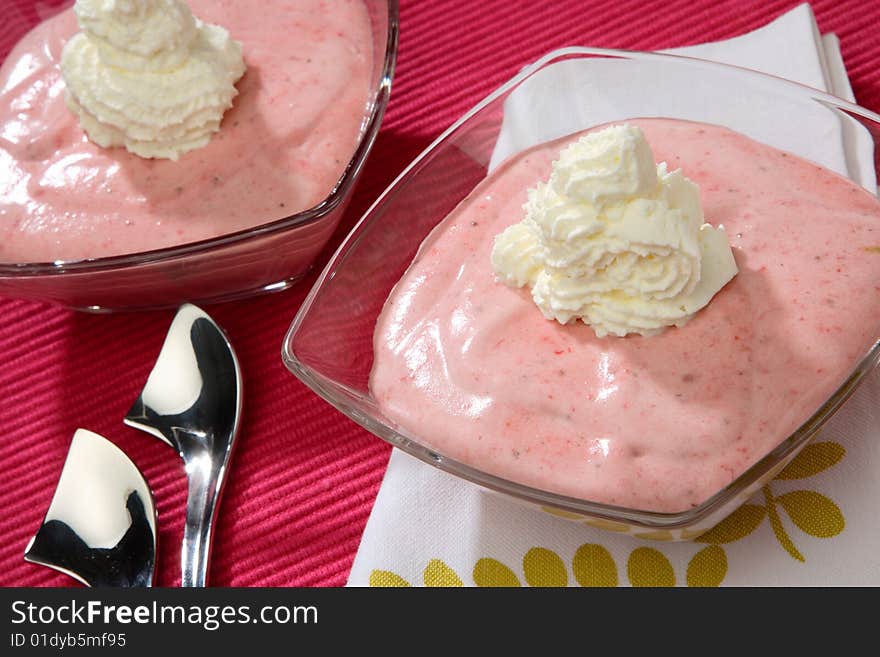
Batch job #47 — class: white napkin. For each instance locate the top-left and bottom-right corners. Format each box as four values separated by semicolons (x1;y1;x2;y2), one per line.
348;4;880;587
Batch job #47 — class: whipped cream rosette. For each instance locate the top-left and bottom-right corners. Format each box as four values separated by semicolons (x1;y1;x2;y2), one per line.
492;124;738;337
61;0;246;160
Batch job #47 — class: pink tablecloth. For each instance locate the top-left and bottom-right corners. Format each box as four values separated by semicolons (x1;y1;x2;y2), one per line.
2;0;879;587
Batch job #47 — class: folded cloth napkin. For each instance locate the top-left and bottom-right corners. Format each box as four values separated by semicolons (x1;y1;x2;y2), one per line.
347;3;880;587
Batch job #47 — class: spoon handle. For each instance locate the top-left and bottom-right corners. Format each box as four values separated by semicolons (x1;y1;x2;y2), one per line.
181;456;226;587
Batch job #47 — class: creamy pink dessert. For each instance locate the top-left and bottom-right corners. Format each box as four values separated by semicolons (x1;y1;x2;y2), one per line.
0;0;374;263
370;118;880;513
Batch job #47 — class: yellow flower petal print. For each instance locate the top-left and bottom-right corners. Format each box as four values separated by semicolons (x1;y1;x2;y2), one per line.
541;506;585;520
775;442;845;481
680;528;711;540
584;518;631;533
423;559;464;587
627;548;675;587
633;530;674;541
695;503;766;544
473;558;521;587
775;490;845;538
522;547;567;587
686;546;727;587
369;570;411;587
764;486;805;562
572;544;618;587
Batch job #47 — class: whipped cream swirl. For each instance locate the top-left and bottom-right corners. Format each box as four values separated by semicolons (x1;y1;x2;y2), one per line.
60;0;246;160
491;124;738;337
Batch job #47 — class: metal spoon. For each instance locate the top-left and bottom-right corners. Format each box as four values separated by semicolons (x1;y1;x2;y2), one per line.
123;303;242;587
24;428;157;587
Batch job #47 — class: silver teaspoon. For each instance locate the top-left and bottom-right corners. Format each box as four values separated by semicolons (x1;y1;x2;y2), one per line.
24;428;157;587
124;303;242;587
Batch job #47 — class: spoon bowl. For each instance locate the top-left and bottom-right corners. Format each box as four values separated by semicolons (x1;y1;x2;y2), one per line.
24;428;157;587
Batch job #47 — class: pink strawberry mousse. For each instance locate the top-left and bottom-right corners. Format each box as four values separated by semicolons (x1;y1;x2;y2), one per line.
0;0;374;263
370;119;880;513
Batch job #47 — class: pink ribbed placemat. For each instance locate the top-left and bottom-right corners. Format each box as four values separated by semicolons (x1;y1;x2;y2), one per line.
2;0;879;587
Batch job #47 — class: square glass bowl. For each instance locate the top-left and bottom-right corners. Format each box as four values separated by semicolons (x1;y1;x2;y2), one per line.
282;47;880;540
0;0;398;311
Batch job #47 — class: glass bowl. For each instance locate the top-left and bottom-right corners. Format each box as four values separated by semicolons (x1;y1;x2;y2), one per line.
282;47;880;540
0;0;398;311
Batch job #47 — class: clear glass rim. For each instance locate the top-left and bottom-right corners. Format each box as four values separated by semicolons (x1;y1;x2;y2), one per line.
0;0;400;276
282;46;880;530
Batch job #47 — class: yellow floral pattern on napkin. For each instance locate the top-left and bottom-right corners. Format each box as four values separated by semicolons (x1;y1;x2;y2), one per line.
368;440;845;587
369;544;728;587
694;441;845;560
